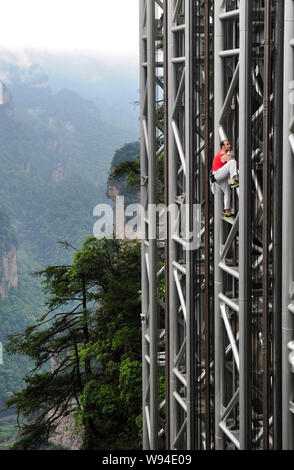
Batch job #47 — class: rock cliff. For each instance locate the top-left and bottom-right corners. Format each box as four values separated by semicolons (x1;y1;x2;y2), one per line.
48;411;82;450
0;81;14;118
0;245;18;300
48;357;83;450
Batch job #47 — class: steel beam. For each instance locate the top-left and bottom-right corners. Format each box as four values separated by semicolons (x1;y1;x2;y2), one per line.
168;0;193;449
140;0;165;450
214;0;226;451
272;0;284;450
282;0;294;450
140;0;292;451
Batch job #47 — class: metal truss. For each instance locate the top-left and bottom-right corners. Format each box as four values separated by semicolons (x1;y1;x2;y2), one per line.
167;0;195;450
213;0;282;450
282;0;294;449
140;0;294;451
214;0;252;450
140;0;165;450
166;0;214;450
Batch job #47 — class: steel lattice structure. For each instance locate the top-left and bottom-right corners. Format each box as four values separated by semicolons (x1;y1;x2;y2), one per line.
140;0;166;450
140;0;294;450
282;0;294;449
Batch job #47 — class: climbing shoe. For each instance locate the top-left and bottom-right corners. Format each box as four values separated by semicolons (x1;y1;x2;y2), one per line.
230;179;239;189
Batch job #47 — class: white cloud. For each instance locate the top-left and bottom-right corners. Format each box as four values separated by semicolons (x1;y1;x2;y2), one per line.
0;49;32;69
0;0;139;59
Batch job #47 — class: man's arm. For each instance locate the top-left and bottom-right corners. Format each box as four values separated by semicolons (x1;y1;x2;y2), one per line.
220;153;232;163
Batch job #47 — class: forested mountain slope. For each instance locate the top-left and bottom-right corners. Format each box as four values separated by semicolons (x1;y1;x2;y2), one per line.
0;61;138;413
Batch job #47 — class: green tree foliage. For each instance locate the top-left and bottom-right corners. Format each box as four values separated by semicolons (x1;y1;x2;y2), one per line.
109;142;140;204
5;236;141;450
0;212;40;410
110;141;140;169
0;70;138;412
72;236;142;449
110;143;165;202
110;158;141;192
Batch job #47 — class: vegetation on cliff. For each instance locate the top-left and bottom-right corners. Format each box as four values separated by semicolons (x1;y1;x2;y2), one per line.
0;63;138;416
5;236;142;450
108;141;140;205
0;61;141;448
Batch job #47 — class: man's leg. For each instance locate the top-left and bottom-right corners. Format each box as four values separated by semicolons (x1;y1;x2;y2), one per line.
227;160;238;181
214;160;237;183
219;180;231;213
214;164;237;216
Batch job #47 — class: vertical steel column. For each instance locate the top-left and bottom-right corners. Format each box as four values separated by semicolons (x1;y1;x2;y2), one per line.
163;0;170;450
147;1;158;450
191;2;213;449
184;0;195;451
262;0;271;450
204;0;212;450
214;0;226;451
140;0;165;449
282;0;294;450
272;0;284;450
239;0;252;449
139;0;149;449
167;0;178;450
167;0;195;449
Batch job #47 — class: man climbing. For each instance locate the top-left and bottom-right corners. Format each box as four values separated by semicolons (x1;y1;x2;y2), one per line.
211;140;239;218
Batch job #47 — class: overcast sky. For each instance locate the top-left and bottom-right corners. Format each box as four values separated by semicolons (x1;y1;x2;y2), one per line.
0;0;139;60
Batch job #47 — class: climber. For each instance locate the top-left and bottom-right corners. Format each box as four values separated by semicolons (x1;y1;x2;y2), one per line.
211;140;239;218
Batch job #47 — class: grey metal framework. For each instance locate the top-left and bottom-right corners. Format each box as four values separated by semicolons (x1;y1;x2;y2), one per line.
167;0;195;450
214;0;274;450
140;0;165;450
167;0;214;450
282;0;294;450
140;0;294;450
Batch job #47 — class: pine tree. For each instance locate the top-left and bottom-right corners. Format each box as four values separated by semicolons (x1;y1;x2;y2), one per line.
5;236;142;450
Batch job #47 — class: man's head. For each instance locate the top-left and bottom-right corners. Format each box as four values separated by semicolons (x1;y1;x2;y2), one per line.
220;140;231;153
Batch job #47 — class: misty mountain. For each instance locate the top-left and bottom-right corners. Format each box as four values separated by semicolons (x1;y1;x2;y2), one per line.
0;50;140;136
0;54;139;413
0;68;139;263
31;51;140;135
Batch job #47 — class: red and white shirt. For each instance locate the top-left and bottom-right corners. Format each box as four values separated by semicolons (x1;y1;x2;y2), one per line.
212;150;226;172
